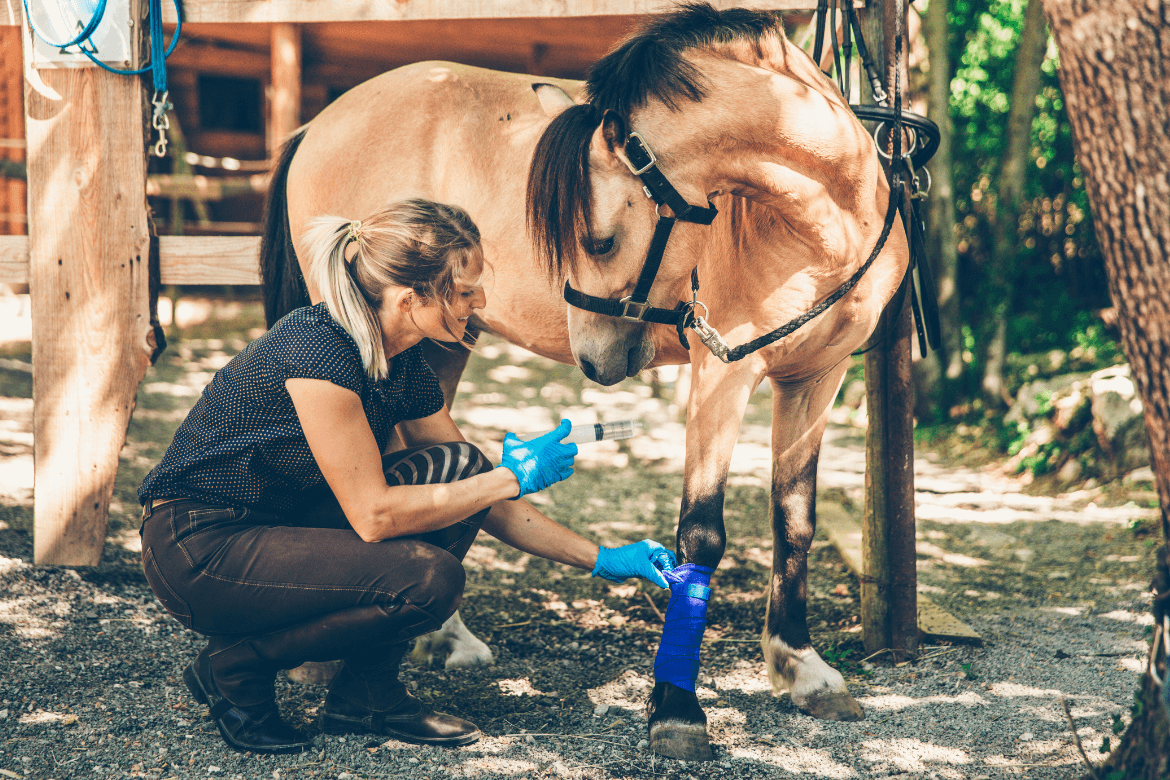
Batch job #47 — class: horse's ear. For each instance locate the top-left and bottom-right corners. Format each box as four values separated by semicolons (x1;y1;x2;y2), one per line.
589;109;628;170
532;83;577;117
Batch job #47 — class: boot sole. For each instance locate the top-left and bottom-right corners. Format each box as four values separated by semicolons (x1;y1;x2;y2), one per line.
183;662;311;755
321;712;481;747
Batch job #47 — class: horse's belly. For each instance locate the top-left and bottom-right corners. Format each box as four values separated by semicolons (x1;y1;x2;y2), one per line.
286;61;585;363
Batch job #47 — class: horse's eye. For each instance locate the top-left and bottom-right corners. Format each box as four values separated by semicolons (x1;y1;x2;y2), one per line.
581;236;615;256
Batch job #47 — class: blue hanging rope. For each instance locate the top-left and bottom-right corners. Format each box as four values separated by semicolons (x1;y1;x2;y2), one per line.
23;0;183;157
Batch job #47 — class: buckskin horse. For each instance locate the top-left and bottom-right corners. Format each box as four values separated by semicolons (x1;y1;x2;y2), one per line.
261;2;909;761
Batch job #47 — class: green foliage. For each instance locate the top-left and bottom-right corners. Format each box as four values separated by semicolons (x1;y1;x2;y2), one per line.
1111;713;1125;735
821;643;872;679
932;0;1118;398
1099;736;1111;754
960;662;979;680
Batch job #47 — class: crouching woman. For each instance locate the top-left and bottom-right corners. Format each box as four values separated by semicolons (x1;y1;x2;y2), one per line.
137;199;674;754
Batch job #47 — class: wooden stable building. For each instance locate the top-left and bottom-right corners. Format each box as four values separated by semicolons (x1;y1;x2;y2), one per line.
1;11;653;239
0;0;957;653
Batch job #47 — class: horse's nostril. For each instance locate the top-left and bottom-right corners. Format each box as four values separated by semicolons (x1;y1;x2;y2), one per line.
579;357;599;382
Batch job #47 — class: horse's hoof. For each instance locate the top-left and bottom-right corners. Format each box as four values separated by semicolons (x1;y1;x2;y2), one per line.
797;689;864;721
649;721;714;761
444;639;494;669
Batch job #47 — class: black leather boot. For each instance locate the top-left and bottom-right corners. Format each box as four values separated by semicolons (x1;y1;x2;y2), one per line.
187;603;444;753
183;645;311;754
322;644;480;746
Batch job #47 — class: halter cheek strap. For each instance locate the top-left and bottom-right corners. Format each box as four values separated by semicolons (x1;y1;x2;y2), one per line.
562;132;718;331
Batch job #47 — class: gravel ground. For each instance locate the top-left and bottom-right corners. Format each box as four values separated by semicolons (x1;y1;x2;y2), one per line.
0;300;1161;779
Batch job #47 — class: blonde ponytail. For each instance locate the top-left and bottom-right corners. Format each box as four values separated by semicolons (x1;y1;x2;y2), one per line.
300;200;483;381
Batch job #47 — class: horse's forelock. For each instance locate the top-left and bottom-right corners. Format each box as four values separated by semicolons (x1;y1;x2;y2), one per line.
585;1;785;115
527;102;601;280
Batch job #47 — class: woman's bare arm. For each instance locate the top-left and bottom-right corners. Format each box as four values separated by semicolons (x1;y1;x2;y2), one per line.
480;500;600;571
286;377;519;542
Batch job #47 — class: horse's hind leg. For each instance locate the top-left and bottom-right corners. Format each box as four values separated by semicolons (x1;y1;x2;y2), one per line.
763;364;863;721
648;359;764;762
408;328;495;670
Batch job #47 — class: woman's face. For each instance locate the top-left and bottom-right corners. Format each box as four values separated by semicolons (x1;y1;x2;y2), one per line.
412;253;486;343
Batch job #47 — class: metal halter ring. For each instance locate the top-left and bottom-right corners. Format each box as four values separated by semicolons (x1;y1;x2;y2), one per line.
915;166;933;198
873;120;918;161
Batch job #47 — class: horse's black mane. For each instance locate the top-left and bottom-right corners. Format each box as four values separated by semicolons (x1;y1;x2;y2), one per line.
527;2;785;278
585;2;783;117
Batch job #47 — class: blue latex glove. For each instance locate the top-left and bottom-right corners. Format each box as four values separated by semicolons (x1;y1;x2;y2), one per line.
592;540;677;589
501;419;578;499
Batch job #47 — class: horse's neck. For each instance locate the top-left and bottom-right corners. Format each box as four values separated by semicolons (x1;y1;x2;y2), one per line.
701;195;836;304
706;33;837;103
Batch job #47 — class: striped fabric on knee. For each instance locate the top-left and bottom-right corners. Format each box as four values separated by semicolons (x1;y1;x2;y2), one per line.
385;442;491;487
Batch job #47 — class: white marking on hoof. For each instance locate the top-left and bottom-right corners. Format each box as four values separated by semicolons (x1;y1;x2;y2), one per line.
411;611;494;670
762;634;860;718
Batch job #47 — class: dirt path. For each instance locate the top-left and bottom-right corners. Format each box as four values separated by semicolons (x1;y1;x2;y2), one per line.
0;301;1160;779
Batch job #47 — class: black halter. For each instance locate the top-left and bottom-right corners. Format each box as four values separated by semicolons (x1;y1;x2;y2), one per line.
562;131;717;333
563;124;903;363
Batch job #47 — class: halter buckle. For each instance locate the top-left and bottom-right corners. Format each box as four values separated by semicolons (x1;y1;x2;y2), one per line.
623;132;658;176
618;296;650;322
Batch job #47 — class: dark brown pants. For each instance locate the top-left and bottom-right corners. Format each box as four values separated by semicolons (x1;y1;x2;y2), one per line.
141;442;492;672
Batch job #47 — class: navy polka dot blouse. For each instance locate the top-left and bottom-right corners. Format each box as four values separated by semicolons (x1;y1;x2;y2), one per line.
138;303;445;515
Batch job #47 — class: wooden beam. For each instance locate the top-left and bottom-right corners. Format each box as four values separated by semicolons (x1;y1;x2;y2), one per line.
147;173;269;200
0;235;262;286
1;0;863;27
0;234;26;283
269;22;302;156
154;0;842;24
25;15;157;565
156;236;261;284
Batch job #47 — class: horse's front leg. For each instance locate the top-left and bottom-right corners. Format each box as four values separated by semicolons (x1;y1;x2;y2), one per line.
764;363;863;721
648;357;764;762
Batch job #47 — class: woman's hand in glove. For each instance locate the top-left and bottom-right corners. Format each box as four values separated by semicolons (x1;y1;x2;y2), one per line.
501;419;578;499
592;540;677;588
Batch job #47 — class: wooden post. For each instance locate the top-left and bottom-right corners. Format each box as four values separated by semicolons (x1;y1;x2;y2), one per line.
269;22;301;158
24;10;157;565
860;0;919;659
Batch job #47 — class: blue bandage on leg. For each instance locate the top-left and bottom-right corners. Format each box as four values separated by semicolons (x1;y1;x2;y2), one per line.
653;563;714;692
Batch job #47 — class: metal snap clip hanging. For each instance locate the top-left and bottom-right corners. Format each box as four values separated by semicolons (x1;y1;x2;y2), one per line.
151;90;173;158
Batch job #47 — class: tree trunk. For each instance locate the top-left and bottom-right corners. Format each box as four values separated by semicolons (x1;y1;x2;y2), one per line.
1042;0;1170;775
918;0;962;417
982;0;1050;407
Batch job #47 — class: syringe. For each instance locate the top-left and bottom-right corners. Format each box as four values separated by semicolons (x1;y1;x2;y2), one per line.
519;420;644;444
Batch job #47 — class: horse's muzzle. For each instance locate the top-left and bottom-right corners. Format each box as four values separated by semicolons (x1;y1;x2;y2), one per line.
576;336;654;386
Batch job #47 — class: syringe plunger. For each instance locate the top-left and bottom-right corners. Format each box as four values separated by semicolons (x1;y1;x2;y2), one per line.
519;420;643;444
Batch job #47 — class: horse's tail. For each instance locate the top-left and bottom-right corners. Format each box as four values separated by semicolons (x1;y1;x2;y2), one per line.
260;128;309;328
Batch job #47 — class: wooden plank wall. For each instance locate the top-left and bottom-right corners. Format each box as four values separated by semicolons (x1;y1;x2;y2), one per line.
0;26;26;240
